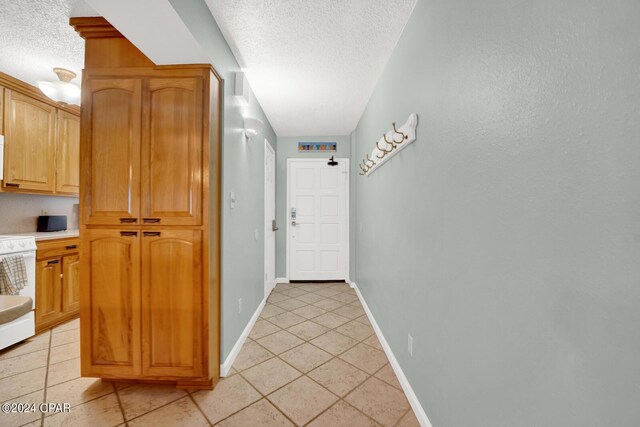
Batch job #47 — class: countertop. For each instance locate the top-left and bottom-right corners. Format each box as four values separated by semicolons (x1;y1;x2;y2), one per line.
2;230;80;241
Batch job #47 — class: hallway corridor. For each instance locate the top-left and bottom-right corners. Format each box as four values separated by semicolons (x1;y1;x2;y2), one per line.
0;282;418;426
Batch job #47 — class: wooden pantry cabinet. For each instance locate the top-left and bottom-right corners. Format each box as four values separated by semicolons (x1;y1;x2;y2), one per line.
0;72;80;196
81;76;203;226
35;238;81;332
81;229;203;379
72;17;221;389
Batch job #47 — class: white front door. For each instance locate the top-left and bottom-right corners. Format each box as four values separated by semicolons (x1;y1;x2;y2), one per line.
287;159;348;281
264;140;276;297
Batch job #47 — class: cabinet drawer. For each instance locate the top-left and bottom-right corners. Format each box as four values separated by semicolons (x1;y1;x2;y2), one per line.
36;238;80;260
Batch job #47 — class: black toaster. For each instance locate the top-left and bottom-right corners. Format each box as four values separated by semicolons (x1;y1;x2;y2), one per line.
37;215;67;232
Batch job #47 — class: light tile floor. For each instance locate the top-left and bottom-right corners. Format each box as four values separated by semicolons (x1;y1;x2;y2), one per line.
0;282;419;426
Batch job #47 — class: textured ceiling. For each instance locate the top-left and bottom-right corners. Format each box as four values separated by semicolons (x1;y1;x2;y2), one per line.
205;0;417;136
0;0;93;88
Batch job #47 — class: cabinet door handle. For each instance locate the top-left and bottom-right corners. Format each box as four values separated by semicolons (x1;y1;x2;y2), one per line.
142;218;161;224
120;231;138;237
47;259;60;265
5;183;20;188
120;218;138;224
143;231;161;237
65;245;77;249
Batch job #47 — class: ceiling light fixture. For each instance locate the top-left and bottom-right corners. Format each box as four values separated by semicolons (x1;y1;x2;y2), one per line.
37;68;81;105
243;117;264;139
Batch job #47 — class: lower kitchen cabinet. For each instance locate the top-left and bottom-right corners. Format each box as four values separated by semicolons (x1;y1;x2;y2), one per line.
35;238;80;332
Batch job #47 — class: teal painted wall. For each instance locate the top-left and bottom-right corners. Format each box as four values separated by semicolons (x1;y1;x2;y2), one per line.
354;0;640;426
169;0;277;361
275;135;350;278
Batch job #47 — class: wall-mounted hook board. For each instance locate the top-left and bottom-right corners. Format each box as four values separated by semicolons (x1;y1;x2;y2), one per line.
362;113;418;175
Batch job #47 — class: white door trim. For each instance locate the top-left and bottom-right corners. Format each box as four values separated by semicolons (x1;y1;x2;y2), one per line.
286;158;350;281
264;139;276;297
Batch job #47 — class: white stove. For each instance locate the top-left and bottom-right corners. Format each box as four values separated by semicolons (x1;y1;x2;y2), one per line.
0;234;37;349
0;235;37;255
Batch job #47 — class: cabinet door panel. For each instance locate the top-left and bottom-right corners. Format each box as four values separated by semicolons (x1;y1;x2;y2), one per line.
35;258;62;328
81;230;141;377
62;254;80;313
3;90;56;191
142;78;202;226
141;230;202;377
82;79;141;225
56;111;80;194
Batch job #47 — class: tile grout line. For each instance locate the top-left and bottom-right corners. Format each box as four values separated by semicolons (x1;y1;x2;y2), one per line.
186;392;214;426
112;382;129;426
392;407;414;427
39;329;53;427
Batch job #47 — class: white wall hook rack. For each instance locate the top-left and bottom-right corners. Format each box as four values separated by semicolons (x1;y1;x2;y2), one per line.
359;113;418;176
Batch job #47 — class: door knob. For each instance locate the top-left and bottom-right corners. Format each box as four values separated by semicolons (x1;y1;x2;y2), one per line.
272;219;279;231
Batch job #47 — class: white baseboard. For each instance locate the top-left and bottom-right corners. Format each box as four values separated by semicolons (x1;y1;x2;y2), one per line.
352;282;433;427
275;277;289;284
220;298;266;377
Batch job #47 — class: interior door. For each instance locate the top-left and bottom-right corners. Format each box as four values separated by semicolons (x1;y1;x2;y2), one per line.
288;159;348;281
264;140;276;296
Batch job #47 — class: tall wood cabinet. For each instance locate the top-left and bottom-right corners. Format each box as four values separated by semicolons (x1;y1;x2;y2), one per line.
72;17;221;389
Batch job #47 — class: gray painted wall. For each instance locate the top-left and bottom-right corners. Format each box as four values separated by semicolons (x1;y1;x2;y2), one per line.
169;0;277;361
0;193;78;234
275;135;350;278
354;0;640;426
